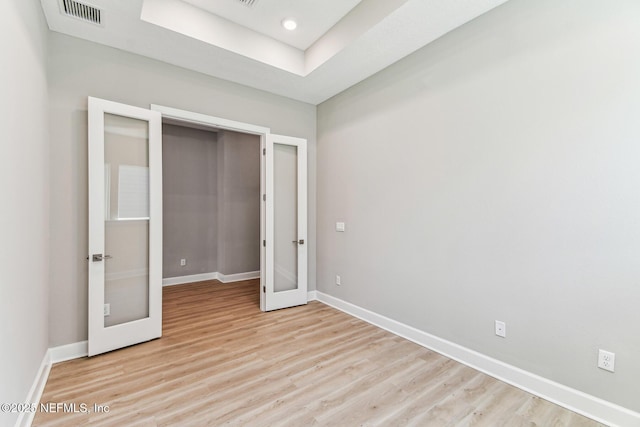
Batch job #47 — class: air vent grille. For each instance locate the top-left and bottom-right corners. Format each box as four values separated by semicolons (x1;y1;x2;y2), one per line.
235;0;259;7
60;0;102;25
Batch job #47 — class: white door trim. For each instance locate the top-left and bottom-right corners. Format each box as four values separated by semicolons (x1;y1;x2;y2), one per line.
149;105;273;311
150;104;270;135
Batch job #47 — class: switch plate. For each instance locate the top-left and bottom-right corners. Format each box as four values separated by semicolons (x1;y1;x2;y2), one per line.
104;303;110;316
180;258;187;267
336;275;341;286
336;222;345;232
598;349;615;372
495;320;506;338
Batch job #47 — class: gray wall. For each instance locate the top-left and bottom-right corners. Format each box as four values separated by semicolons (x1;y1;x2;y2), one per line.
163;125;260;278
48;33;316;347
217;131;261;275
317;0;640;413
163;124;219;277
0;1;50;425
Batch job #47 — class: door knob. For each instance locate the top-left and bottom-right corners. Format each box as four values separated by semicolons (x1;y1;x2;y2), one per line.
92;254;113;262
291;239;305;245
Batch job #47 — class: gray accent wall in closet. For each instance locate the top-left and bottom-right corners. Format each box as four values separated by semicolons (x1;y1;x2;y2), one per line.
217;130;261;276
162;123;260;279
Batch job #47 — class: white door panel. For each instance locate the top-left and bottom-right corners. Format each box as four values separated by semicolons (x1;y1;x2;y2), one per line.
264;134;308;311
88;97;162;356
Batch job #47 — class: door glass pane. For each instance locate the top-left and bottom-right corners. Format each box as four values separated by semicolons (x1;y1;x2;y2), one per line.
274;143;298;292
104;113;150;327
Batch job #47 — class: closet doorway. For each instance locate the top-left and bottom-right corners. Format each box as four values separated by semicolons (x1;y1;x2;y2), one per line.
151;105;309;313
161;121;261;291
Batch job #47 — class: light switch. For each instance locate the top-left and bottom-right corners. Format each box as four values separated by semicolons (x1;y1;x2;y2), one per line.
336;222;345;232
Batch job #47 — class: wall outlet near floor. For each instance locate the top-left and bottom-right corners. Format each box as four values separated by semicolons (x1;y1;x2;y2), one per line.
336;275;341;286
495;320;506;338
104;303;110;316
180;258;187;267
598;349;615;372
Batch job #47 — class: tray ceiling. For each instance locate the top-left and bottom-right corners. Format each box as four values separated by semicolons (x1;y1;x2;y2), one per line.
41;0;511;104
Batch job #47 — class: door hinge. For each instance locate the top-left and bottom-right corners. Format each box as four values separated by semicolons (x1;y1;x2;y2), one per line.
263;194;266;202
263;240;266;247
263;286;266;293
263;148;266;155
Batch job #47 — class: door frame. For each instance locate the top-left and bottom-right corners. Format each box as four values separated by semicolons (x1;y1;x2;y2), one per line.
150;104;276;311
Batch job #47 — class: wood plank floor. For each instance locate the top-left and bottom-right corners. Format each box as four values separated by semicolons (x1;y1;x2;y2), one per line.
33;280;603;426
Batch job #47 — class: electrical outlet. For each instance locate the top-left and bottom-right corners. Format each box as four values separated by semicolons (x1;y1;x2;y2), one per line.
104;303;110;316
336;275;341;286
598;349;615;372
180;258;187;267
495;320;506;338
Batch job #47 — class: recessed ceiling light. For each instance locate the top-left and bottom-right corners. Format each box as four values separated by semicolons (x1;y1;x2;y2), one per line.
281;18;297;31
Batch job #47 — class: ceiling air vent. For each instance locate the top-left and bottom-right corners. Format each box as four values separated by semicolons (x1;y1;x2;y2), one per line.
234;0;260;7
59;0;103;25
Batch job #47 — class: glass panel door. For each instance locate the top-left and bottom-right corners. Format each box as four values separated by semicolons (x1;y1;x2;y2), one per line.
104;113;150;327
264;134;307;311
88;97;162;356
274;143;298;293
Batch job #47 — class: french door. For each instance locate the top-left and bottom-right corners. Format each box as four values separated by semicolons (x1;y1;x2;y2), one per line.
87;97;163;356
263;133;308;311
88;101;307;356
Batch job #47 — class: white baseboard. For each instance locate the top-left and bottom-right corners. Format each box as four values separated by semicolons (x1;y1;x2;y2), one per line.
307;290;318;301
15;350;51;427
315;291;640;427
217;271;260;283
163;271;260;286
49;341;88;363
162;272;218;286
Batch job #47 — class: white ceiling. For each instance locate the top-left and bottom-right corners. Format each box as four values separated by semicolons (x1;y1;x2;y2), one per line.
182;0;363;50
40;0;511;105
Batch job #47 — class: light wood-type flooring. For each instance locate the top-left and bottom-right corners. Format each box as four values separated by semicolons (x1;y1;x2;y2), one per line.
33;279;603;426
